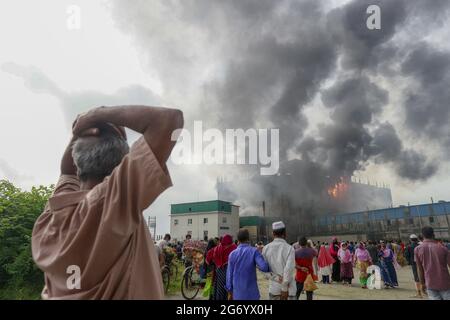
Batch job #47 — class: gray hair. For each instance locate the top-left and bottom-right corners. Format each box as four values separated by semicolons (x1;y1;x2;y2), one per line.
72;133;130;182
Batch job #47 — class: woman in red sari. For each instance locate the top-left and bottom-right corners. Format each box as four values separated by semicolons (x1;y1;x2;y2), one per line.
206;234;237;300
318;245;335;284
329;237;341;282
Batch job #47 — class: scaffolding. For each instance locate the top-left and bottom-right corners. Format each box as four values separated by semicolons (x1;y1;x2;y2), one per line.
148;216;156;240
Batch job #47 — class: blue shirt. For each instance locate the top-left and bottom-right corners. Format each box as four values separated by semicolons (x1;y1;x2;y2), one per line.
226;243;270;300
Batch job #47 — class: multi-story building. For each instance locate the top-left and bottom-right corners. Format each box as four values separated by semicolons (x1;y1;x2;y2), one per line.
219;173;393;243
239;201;450;243
309;201;450;242
170;200;240;241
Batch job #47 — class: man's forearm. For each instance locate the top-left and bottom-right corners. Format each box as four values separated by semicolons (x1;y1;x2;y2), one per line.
90;106;180;134
417;263;425;286
81;105;184;165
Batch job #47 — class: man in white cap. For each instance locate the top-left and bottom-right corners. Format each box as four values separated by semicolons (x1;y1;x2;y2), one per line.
262;221;296;300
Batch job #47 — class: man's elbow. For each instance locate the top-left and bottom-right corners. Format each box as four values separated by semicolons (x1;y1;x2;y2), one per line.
169;108;184;132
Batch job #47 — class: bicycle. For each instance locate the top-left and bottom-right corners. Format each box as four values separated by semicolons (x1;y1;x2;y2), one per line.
161;248;178;293
180;249;206;299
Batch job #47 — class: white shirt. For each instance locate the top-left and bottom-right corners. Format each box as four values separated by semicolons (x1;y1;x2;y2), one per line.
262;238;296;296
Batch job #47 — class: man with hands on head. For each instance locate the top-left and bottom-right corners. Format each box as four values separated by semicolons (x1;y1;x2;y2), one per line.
32;105;183;300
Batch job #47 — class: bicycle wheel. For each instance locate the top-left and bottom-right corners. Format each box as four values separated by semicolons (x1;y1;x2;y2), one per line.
181;266;200;300
161;266;170;294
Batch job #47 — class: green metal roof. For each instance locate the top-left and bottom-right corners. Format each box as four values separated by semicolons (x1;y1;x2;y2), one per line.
240;216;278;227
240;216;263;227
171;200;232;215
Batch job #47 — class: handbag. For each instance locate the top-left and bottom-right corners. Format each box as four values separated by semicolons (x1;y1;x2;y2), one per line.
202;276;213;297
304;274;318;292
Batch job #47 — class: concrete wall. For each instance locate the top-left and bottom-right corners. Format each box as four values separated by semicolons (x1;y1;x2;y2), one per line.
170;206;240;241
309;215;450;242
216;206;240;240
308;234;368;243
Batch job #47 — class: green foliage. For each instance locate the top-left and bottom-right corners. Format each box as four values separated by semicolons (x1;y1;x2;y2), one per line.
0;180;53;300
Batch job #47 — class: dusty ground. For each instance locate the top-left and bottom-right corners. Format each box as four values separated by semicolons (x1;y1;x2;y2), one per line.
257;265;422;300
167;265;425;300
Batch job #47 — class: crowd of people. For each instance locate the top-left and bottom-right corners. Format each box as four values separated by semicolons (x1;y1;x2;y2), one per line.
157;225;450;301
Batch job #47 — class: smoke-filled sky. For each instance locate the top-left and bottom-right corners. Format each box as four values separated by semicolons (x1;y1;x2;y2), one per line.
0;0;449;235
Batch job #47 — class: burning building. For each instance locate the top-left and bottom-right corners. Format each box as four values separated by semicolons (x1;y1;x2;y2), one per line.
217;160;392;242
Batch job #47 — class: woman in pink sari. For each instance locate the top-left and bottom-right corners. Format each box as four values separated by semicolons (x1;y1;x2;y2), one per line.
338;242;354;286
354;242;372;288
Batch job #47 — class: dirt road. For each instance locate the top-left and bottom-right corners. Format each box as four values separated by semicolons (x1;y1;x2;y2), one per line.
167;265;424;300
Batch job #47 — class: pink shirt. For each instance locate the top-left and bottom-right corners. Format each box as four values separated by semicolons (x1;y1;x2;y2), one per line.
414;239;450;291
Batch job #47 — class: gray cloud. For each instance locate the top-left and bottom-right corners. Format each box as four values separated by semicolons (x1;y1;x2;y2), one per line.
327;0;407;71
401;44;450;153
305;76;389;177
5;0;448;221
110;0;338;158
371;122;438;180
106;0;449;192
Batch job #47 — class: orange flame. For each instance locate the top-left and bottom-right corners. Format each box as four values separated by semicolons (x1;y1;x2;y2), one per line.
328;177;348;199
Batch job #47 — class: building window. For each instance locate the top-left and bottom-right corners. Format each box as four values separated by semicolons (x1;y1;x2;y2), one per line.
174;219;178;225
429;216;434;223
188;219;192;225
222;217;227;223
203;218;208;224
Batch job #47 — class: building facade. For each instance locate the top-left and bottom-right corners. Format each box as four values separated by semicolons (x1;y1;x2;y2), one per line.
239;201;450;243
218;172;393;243
170;200;240;241
310;201;450;241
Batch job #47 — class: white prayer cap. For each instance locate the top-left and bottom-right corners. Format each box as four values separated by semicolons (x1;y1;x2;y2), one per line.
272;221;285;230
410;234;418;239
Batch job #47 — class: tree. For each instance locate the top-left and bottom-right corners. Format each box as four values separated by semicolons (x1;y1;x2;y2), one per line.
0;180;53;299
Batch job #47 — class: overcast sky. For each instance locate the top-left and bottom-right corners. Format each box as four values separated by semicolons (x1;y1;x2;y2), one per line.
0;0;449;236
